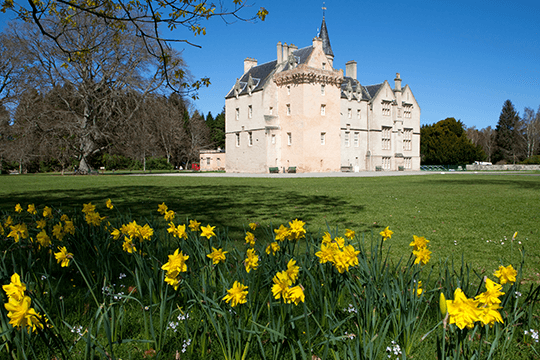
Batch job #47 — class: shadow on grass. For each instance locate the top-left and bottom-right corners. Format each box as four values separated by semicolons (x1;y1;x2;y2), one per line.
426;176;540;190
0;184;366;237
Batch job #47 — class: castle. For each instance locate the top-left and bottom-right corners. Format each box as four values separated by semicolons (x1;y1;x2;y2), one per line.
203;15;421;173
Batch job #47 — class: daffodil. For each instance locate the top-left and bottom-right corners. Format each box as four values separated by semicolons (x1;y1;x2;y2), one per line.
15;204;23;213
413;247;432;265
440;292;447;315
315;243;335;264
416;281;423;296
82;203;95;214
249;222;258;230
478;304;504;326
446;288;481;330
85;211;105;226
36;230;51;248
164;210;175;221
122;239;137;253
494;265;517;285
54;246;73;267
2;273;26;301
285;285;305;305
285;259;300;283
27;204;37;215
36;219;47;229
244;248;259;273
274;224;290;241
476;278;504;306
207;247;227;264
162;249;189;274
321;231;332;245
200;224;216;239
52;222;64;241
380;226;393;240
157;202;168;215
245;231;256;246
265;242;280;255
223;281;248;307
409;235;429;250
8;223;29;242
63;220;75;235
344;229;355;239
288;219;306;240
43;206;53;219
111;228;122;240
188;219;201;232
272;271;292;300
4;295;44;332
106;199;114;210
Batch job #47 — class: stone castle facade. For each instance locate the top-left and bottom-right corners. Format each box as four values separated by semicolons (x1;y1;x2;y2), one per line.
208;17;421;173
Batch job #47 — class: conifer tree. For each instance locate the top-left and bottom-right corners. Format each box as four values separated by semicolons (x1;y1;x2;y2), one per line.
493;100;521;164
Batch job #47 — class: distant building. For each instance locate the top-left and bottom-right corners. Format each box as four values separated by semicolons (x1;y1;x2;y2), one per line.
223;16;420;173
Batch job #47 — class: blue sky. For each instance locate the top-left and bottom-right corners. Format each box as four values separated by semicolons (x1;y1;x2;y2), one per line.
2;0;539;129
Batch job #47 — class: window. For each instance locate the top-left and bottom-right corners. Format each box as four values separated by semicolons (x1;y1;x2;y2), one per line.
287;85;291;95
287;132;292;146
286;104;291;116
321;132;326;145
354;132;359;147
382;126;391;150
321;84;325;95
382;101;391;116
248;105;252;119
269;106;273;115
206;158;210;165
382;157;391;170
404;157;412;169
248;132;253;146
236;133;240;147
357;109;361;119
271;134;276;144
345;132;350;147
348;108;352;119
320;104;326;116
404;104;412;119
403;128;412;151
235;108;239;120
322;62;326;70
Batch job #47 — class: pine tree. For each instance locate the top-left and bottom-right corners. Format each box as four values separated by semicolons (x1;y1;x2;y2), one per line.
493;100;520;164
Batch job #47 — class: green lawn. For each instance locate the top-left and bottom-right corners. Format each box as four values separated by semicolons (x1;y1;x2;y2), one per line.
1;173;539;279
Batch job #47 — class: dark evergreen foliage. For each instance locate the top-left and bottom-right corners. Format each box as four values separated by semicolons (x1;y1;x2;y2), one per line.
421;118;485;165
493;100;521;164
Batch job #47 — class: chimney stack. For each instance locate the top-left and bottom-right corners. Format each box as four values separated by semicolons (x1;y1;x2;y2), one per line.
244;57;257;73
277;41;283;63
394;73;402;91
345;60;357;79
282;43;289;62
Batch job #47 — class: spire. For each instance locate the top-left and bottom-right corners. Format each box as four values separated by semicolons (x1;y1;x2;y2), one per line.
319;4;334;58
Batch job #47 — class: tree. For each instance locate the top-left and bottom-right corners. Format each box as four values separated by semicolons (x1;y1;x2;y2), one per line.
493;100;522;164
478;126;496;162
522;106;540;159
421;118;485;165
1;0;267;95
207;109;226;149
5;15;183;173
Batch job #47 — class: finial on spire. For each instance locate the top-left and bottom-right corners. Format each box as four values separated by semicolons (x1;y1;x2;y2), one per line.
322;2;326;19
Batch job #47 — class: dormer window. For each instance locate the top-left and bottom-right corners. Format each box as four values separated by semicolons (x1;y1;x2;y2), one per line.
247;74;254;96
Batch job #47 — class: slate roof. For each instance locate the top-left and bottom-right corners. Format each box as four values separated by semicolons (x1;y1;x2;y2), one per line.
319;18;334;57
340;77;383;102
225;46;314;99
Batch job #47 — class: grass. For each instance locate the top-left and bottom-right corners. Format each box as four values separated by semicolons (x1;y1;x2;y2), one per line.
1;172;539;279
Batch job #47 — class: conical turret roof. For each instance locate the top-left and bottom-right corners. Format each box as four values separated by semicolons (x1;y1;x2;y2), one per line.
319;17;334;58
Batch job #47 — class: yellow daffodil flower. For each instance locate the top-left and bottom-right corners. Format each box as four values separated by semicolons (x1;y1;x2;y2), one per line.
27;204;37;215
344;229;355;240
15;204;23;213
265;242;280;255
200;224;216;239
494;265;517;285
207;247;228;264
2;273;26;301
223;281;248;307
410;235;429;251
54;246;73;267
380;226;393;240
188;219;201;232
245;231;256;246
244;248;259;273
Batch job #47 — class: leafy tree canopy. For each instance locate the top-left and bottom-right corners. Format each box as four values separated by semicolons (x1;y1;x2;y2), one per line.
421;117;485;165
0;0;268;95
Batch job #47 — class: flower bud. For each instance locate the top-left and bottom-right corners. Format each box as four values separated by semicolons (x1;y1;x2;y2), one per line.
439;292;447;316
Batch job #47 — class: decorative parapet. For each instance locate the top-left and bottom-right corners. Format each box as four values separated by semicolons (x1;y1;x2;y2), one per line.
274;64;343;87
